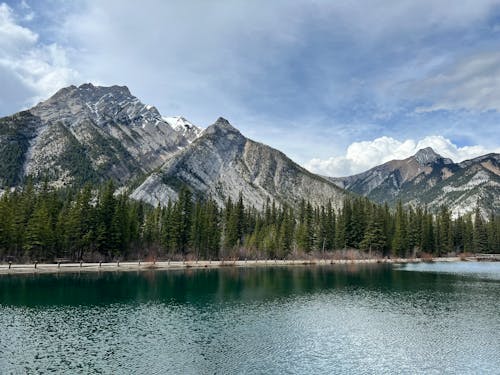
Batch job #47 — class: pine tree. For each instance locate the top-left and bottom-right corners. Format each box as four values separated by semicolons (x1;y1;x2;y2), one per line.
223;193;245;252
324;201;336;251
360;205;386;255
463;214;474;253
335;206;346;250
421;209;435;253
473;208;488;253
0;192;12;258
24;202;53;261
177;187;193;254
95;180;117;259
392;200;407;257
437;205;453;255
406;206;422;255
296;201;314;252
486;213;497;253
205;199;221;259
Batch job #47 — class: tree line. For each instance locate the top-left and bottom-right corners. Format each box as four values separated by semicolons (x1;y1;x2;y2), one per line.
0;181;498;262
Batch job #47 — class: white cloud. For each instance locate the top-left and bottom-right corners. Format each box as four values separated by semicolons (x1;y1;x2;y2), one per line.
0;0;498;171
0;3;37;51
305;135;500;177
0;3;79;114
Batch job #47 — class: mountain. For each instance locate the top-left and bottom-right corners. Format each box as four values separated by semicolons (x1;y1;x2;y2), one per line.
330;147;500;217
0;84;347;210
0;83;200;188
131;117;347;209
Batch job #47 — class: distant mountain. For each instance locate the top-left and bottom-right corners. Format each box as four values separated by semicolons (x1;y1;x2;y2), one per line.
5;83;495;215
131;117;347;209
0;83;201;187
330;147;500;217
0;84;347;210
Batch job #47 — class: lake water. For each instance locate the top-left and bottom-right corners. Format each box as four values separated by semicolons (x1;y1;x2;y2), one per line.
1;262;499;374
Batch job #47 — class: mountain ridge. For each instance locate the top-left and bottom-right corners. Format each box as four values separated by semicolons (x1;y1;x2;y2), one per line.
131;117;347;209
1;83;497;215
0;83;198;188
0;84;348;210
329;148;500;217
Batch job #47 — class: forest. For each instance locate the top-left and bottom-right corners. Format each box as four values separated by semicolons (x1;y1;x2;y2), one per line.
0;181;498;262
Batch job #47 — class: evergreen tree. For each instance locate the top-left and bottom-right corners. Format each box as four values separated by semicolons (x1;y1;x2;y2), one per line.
0;178;498;263
95;180;117;259
437;205;453;255
360;205;386;255
421;209;435;253
463;214;474;253
24;202;53;260
473;208;488;253
486;213;498;253
392;200;407;257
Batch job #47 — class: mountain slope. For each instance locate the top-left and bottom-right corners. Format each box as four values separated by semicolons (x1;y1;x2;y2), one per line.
0;84;201;187
0;111;42;187
1;84;347;210
330;148;500;217
131;118;347;209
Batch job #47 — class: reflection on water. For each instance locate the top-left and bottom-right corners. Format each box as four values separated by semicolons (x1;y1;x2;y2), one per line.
398;261;500;280
0;263;499;374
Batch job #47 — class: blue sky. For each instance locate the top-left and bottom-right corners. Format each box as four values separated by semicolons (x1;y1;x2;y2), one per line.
1;0;500;176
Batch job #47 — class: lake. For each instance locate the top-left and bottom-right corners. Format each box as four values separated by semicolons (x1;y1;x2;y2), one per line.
0;262;499;374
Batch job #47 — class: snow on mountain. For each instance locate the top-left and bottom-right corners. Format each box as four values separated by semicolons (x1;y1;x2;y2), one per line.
0;84;189;187
0;84;347;211
162;116;203;143
1;83;497;217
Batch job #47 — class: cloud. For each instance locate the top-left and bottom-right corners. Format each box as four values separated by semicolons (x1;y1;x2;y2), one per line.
0;2;79;114
56;1;500;122
305;135;500;177
0;3;37;51
0;0;499;170
413;52;500;112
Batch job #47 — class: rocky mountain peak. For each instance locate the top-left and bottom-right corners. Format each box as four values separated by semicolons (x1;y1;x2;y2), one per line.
201;117;240;138
131;116;346;209
206;117;240;134
46;83;132;104
0;83;200;189
30;83;163;127
78;82;131;96
330;147;500;218
413;147;450;165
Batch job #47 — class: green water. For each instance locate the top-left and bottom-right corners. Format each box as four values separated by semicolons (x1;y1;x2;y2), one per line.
1;262;499;374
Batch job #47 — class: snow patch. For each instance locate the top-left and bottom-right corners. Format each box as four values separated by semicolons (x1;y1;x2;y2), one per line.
162;116;203;142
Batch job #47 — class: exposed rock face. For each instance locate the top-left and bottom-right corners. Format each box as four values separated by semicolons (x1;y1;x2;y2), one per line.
330;149;500;217
414;147;452;165
0;111;42;187
131;118;347;209
0;85;347;210
3;83;496;216
0;84;201;187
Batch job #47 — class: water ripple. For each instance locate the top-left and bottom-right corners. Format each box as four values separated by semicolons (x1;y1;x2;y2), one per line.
0;264;499;374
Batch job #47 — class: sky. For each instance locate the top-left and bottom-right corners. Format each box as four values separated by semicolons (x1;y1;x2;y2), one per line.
1;0;500;176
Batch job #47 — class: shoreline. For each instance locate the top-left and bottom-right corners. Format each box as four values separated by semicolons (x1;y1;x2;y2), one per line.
0;257;464;275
